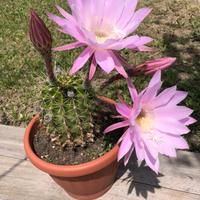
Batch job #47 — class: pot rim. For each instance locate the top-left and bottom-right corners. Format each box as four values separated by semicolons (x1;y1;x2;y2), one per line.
24;115;119;177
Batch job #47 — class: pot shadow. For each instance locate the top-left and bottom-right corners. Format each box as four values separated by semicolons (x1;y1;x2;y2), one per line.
115;154;163;199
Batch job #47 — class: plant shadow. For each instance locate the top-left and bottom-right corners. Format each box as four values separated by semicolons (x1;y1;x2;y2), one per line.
115;154;162;199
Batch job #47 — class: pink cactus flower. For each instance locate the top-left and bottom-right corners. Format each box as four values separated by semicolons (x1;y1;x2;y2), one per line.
48;0;152;79
104;70;196;173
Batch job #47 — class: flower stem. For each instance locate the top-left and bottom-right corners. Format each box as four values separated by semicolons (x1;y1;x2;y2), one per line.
84;62;92;90
44;53;57;85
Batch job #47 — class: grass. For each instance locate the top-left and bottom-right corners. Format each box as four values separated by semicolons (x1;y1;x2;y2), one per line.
0;0;200;151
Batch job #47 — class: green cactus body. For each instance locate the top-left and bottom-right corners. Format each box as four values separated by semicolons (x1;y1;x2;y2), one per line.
40;73;96;147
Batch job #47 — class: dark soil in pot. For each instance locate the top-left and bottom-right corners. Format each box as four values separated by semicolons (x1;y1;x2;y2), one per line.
33;123;122;165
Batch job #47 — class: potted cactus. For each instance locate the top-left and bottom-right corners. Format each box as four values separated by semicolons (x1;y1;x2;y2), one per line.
24;1;196;200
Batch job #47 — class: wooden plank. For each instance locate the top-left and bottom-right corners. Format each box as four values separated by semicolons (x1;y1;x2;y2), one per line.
0;156;199;200
117;151;200;195
0;125;25;159
0;156;68;200
100;181;200;200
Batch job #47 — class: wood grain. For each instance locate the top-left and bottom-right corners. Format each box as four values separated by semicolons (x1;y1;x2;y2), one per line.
0;125;25;159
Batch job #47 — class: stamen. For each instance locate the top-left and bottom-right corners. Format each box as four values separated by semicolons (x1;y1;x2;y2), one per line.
147;133;163;144
88;19;125;43
95;31;108;43
136;110;154;132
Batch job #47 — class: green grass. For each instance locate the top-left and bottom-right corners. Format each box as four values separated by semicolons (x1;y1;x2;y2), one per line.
0;0;200;151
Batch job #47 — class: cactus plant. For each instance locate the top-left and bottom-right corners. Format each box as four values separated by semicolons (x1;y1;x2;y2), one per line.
40;73;97;148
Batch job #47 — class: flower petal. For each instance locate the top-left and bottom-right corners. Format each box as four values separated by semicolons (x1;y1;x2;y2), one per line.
69;0;84;22
116;0;139;28
127;36;153;49
144;151;159;174
118;129;133;161
118;94;131;107
155;118;190;135
47;12;68;26
48;6;86;42
136;45;155;52
140;71;162;104
154;106;193;121
56;5;76;22
52;42;85;52
118;130;127;144
49;10;85;42
133;126;145;161
89;56;97;80
104;120;129;134
124;146;134;166
95;50;115;73
69;47;94;75
148;70;161;88
109;35;139;50
168;91;188;105
110;51;128;78
58;26;85;43
105;0;127;24
116;103;131;118
141;82;162;104
142;138;159;173
151;86;177;108
143;138;158;160
158;143;177;157
180;117;197;125
153;130;188;156
124;7;152;34
67;0;75;9
127;79;138;103
163;133;189;150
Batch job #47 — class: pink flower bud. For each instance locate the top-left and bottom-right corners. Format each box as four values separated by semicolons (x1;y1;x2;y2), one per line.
29;9;52;56
136;57;176;74
29;9;57;84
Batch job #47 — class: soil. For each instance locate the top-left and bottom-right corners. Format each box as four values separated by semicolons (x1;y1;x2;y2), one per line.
33;124;120;165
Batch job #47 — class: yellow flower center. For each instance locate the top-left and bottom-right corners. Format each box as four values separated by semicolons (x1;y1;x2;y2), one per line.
95;31;109;43
136;110;154;132
85;17;125;44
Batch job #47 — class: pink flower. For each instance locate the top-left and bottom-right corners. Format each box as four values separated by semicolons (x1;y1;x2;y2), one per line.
135;57;176;74
48;0;152;79
104;71;196;173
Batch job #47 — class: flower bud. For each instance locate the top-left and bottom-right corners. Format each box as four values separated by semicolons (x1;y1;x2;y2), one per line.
136;57;176;74
29;9;52;56
29;9;57;84
100;57;176;89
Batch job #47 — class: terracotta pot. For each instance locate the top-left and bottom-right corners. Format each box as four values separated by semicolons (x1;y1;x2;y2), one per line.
24;115;119;200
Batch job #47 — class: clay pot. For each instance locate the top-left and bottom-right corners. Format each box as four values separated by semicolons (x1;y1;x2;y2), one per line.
24;115;119;200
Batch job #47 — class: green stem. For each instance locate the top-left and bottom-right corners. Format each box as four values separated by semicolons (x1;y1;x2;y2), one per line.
44;52;57;85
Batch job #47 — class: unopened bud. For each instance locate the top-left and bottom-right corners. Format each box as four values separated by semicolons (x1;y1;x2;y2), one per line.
29;9;52;56
136;57;176;74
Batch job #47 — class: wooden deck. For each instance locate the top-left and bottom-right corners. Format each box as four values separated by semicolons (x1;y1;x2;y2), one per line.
0;124;200;200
